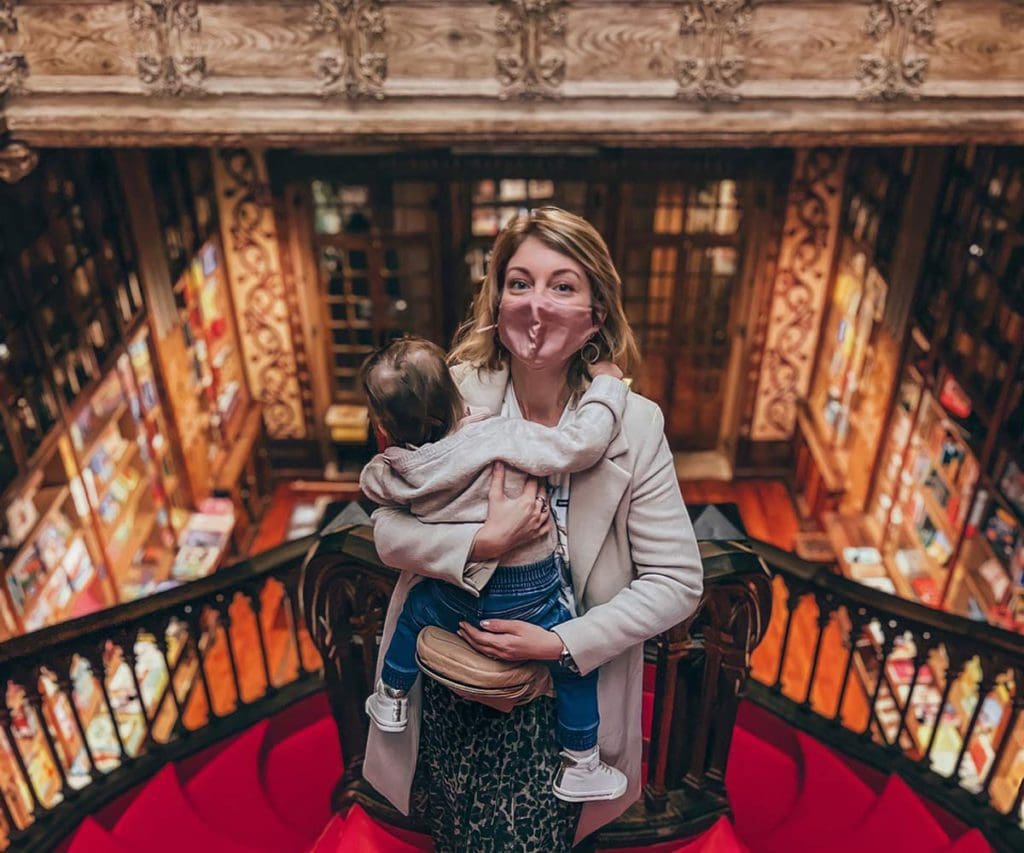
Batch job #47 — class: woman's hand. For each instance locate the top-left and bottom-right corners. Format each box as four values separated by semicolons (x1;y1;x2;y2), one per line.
587;360;623;380
469;462;552;561
458;619;564;662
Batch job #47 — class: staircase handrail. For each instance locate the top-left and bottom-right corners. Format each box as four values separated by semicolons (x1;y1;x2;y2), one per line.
745;536;1024;852
0;532;324;853
749;538;1024;659
0;535;318;667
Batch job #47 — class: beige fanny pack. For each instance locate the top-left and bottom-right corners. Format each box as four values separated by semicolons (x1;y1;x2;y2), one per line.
415;625;554;714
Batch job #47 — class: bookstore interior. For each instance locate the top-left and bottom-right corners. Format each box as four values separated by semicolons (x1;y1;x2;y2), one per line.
0;142;1022;835
0;146;1022;646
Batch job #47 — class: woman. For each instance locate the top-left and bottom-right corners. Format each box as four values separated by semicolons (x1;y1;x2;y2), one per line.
362;207;704;850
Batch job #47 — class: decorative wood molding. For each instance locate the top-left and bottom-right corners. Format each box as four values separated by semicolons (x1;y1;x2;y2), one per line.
1;1;1023;145
494;0;568;100
0;1;26;97
128;0;207;96
751;148;848;443
311;0;388;100
0;137;36;183
675;0;752;102
857;0;943;101
212;149;308;440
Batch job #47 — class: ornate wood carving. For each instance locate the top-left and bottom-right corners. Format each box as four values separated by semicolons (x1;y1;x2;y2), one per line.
1;1;1023;145
857;0;943;100
675;0;752;102
128;0;207;96
0;138;36;183
751;148;848;443
311;0;387;100
494;0;568;100
212;148;308;440
0;1;26;97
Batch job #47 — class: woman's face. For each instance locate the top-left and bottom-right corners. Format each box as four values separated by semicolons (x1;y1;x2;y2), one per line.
496;236;602;372
500;235;593;309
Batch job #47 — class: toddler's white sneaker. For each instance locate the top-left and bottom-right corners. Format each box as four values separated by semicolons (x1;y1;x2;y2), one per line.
365;680;408;732
552;746;628;802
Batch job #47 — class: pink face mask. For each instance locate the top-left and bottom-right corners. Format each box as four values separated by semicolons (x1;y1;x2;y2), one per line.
497;294;599;370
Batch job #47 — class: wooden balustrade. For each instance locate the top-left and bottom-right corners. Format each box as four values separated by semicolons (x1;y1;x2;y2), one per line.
5;503;1017;852
747;538;1024;853
0;535;322;853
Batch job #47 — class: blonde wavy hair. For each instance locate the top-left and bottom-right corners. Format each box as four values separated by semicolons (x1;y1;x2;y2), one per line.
448;206;641;392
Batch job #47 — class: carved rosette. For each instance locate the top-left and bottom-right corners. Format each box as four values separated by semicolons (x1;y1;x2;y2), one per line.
675;0;752;102
0;138;37;183
128;1;207;97
213;149;308;440
494;0;568;101
312;0;388;100
857;0;943;101
750;149;848;442
0;1;27;97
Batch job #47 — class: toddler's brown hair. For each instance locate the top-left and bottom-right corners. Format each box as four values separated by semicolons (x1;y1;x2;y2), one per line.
361;336;465;448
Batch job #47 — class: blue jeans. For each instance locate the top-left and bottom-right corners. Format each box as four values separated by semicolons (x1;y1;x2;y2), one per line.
381;555;599;751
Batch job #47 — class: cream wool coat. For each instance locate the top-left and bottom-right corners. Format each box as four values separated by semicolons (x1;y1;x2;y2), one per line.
362;364;705;845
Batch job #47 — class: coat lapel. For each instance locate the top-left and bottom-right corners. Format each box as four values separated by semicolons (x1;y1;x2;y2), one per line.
567;455;630;601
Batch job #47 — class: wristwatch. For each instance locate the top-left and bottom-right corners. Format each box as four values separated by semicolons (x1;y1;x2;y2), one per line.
558;641;581;675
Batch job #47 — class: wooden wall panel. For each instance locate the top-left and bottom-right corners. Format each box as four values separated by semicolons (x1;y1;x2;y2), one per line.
18;4;135;79
744;4;865;82
383;6;496;82
928;4;1024;81
199;3;324;80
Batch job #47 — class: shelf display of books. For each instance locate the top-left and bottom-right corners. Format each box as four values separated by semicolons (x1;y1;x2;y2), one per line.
171;498;235;582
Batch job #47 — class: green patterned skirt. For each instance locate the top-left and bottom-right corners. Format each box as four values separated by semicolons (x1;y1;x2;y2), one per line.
410;676;583;852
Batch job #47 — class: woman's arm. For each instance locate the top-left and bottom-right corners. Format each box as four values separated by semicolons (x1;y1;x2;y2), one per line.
551;406;704;675
482;372;627;478
371;463;553;595
460;405;704;672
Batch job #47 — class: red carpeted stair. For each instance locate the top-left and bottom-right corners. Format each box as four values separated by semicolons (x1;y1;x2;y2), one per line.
64;674;992;853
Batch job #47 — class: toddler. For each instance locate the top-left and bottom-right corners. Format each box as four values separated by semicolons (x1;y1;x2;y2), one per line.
360;336;629;803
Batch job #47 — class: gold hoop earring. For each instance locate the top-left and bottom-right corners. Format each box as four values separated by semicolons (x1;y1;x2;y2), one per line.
581;341;601;365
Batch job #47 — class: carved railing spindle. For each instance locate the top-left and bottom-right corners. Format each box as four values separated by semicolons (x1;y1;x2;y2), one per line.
0;701;43;813
832;606;866;724
23;670;71;799
0;775;21;837
83;649;128;765
215;595;244;709
924;649;967;769
183;609;217;722
982;669;1023;800
952;664;994;787
117;632;154;751
52;655;98;782
802;597;834;708
149;619;183;724
892;639;929;753
282;575;308;675
772;582;801;692
244;583;276;695
644;627;685;812
865;626;895;741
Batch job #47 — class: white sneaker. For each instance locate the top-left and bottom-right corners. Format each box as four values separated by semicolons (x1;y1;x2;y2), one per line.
365;680;408;732
552;747;628;802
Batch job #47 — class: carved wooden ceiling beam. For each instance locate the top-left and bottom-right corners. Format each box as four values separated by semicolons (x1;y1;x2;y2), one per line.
0;0;1021;147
